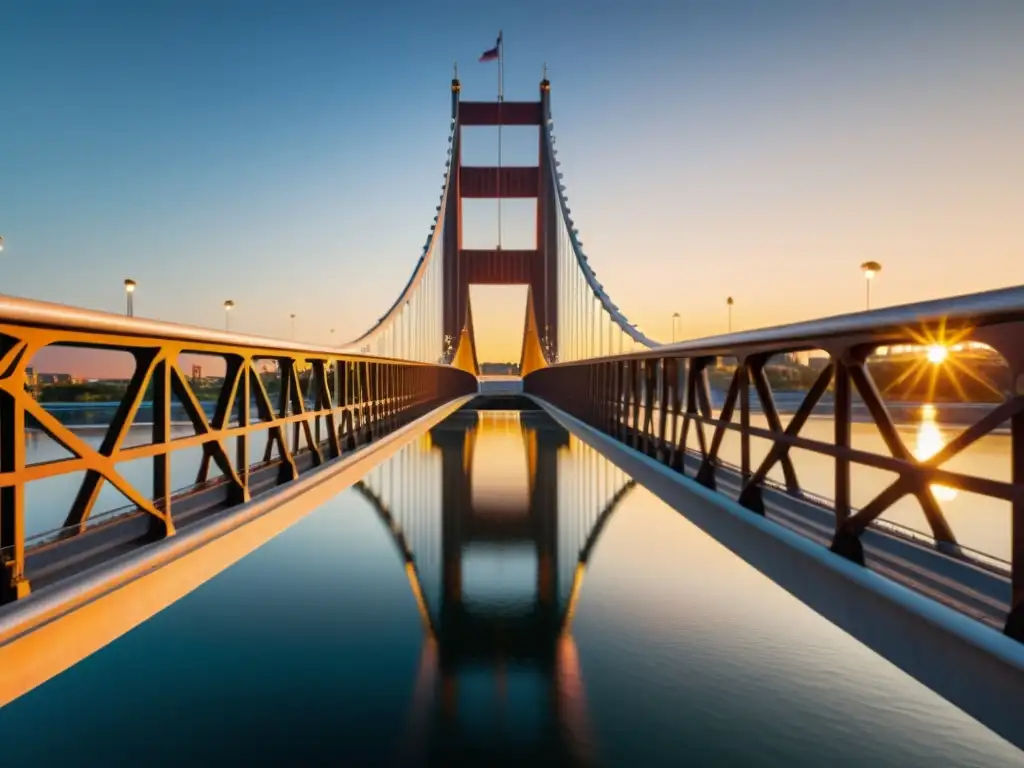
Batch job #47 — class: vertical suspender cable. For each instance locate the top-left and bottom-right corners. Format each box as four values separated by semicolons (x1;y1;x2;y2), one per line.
542;120;549;355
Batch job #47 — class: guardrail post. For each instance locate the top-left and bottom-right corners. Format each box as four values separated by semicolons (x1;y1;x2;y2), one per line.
739;358;751;481
642;360;656;456
237;359;251;493
150;357;176;539
668;358;684;472
657;358;670;462
615;362;625;441
830;358;864;565
0;387;30;600
1008;405;1024;641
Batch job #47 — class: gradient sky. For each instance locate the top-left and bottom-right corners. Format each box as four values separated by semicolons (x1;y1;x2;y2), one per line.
2;0;1022;370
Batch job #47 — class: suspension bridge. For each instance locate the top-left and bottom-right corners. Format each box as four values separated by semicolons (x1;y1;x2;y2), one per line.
0;72;1022;750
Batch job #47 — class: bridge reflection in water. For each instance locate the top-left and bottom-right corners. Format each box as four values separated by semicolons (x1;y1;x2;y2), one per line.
355;401;633;765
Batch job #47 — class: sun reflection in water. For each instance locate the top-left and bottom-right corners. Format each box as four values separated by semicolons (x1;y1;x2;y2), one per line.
912;404;958;502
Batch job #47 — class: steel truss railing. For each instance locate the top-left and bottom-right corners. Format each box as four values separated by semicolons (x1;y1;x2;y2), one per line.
525;285;1024;640
0;296;477;602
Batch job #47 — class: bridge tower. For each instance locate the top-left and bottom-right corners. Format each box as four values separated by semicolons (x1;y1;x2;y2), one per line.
428;411;568;641
443;74;559;361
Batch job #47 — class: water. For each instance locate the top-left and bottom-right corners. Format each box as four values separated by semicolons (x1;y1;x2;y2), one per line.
1;404;1020;765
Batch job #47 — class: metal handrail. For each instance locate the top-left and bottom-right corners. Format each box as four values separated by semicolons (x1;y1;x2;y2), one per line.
0;305;477;603
0;294;447;365
544;284;1024;366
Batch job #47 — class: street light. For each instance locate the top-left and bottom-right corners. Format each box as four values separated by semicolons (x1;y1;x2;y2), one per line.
860;261;882;310
124;279;137;317
726;296;734;333
290;313;296;340
671;312;680;343
223;300;235;330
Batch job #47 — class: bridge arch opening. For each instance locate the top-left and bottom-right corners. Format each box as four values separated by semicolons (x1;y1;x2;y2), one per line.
469;285;528;374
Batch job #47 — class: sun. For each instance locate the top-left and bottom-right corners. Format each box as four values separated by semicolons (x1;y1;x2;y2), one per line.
926;344;948;364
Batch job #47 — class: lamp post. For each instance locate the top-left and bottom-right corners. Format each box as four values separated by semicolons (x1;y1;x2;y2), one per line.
124;279;136;317
726;296;734;333
290;313;296;340
860;261;881;310
223;300;235;330
671;312;680;343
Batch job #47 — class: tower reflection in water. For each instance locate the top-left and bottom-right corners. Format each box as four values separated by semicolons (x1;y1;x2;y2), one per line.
354;400;635;765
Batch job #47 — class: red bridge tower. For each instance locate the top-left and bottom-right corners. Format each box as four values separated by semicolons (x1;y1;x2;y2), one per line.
442;75;559;363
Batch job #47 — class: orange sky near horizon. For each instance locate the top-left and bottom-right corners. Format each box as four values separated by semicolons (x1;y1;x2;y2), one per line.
7;5;1023;374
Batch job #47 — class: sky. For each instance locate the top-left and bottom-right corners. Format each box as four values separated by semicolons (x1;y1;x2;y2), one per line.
2;0;1023;371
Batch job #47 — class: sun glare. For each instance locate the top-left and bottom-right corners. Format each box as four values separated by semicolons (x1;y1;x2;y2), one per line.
925;344;948;364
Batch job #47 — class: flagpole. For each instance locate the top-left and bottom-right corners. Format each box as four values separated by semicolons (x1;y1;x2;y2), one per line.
497;31;503;251
542;62;549;354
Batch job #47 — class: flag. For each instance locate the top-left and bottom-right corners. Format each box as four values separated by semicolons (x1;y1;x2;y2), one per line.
479;34;501;62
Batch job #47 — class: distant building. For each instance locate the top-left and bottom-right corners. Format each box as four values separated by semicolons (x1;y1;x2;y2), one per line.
774;351;812;366
191;364;202;381
765;364;800;383
37;372;74;385
479;362;520;376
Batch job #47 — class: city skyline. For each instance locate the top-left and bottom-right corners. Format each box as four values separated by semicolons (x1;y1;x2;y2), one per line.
2;1;1023;367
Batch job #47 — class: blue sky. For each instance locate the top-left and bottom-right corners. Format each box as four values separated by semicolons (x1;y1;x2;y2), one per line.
2;1;1022;364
